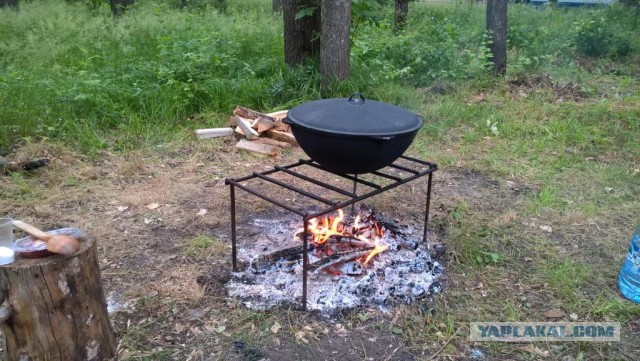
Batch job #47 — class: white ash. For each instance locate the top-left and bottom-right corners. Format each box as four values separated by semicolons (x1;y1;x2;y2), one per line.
226;210;444;316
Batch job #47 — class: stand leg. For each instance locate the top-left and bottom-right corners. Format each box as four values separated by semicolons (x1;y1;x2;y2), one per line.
351;175;358;216
423;172;433;243
231;184;238;272
302;218;309;311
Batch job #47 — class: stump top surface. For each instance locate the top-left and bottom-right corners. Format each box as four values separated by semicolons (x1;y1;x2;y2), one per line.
0;236;93;269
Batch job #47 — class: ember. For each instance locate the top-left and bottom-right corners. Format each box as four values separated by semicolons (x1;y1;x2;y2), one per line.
293;208;390;273
224;156;439;314
226;207;444;316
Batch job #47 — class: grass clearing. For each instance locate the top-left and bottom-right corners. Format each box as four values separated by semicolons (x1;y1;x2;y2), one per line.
544;258;593;303
182;234;228;259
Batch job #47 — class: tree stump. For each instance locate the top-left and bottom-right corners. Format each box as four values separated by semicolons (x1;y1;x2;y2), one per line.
0;236;116;361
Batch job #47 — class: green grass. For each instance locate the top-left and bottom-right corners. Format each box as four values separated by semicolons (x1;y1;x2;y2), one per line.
449;224;507;267
2;1;639;154
591;294;640;321
8;172;33;199
544;258;593;302
182;234;227;259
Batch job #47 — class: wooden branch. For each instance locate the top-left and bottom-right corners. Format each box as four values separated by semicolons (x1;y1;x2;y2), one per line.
265;129;298;146
333;235;375;248
250;244;312;272
235;116;259;139
263;244;310;263
1;157;50;174
428;328;461;361
195;127;234;139
295;233;373;248
234;106;278;124
254;137;292;149
310;248;373;273
236;139;281;157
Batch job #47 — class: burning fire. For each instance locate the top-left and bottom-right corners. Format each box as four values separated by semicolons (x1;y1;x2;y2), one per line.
295;209;389;266
304;209;346;245
363;238;390;265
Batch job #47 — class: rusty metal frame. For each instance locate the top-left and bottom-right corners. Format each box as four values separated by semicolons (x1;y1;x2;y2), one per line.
225;156;437;310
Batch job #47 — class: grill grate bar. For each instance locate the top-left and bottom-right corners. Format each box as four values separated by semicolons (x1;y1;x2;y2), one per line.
387;163;420;175
370;170;403;182
303;161;383;190
252;172;337;205
399;154;432;166
274;165;356;197
225;178;306;216
230;159;307;183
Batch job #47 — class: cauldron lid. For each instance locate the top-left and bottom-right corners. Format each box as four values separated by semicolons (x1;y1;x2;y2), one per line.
286;93;423;137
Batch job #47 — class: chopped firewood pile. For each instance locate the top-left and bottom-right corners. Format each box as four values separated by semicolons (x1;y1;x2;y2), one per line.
195;106;297;157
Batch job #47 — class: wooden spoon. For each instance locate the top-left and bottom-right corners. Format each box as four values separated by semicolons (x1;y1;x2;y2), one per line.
12;220;80;256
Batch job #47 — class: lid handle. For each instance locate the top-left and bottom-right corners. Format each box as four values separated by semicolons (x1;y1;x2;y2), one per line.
347;93;365;105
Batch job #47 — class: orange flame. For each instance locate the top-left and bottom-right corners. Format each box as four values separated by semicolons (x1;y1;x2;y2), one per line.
295;209;345;245
295;209;389;266
363;237;390;265
353;215;361;229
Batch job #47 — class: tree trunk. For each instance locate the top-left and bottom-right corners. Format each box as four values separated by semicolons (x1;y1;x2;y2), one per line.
214;0;227;13
283;0;321;66
0;0;18;9
273;0;283;13
394;0;409;30
109;0;134;17
0;236;116;361
486;0;508;76
320;0;351;88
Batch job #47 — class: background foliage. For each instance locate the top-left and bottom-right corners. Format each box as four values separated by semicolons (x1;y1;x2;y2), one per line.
0;0;638;153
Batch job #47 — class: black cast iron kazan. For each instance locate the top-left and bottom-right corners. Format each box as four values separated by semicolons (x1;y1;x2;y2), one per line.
283;94;424;174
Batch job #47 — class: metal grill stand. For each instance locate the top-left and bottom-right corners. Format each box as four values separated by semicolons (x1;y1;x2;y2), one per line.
225;155;437;310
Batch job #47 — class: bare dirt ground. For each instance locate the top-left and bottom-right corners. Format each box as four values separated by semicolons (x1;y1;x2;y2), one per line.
1;137;638;360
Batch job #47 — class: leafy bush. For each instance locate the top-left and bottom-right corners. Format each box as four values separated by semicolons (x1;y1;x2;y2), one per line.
618;0;639;7
351;10;490;86
573;16;632;58
0;1;638;152
167;0;227;12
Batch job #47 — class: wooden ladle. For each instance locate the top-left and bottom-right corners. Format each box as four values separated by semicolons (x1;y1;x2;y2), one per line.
12;220;80;256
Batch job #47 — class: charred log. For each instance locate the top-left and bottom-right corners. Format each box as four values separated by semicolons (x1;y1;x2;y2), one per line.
309;248;373;274
0;157;49;175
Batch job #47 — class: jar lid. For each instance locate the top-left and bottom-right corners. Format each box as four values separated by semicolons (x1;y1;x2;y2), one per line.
0;246;15;265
